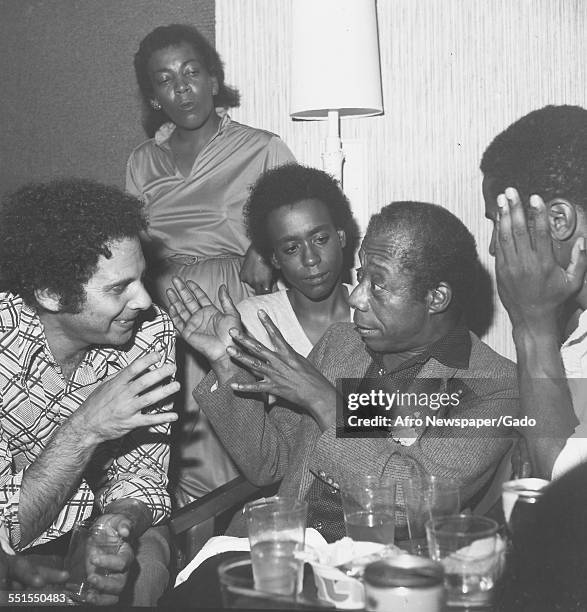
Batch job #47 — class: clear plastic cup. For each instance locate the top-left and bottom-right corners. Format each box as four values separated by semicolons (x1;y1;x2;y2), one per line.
341;476;396;544
403;475;460;540
244;496;307;596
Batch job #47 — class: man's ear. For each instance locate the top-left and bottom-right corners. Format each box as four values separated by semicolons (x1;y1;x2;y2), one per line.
211;76;219;97
426;282;452;314
34;288;62;313
337;229;346;248
270;252;281;270
547;198;577;242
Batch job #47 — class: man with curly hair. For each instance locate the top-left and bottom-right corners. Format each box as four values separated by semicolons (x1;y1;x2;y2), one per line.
167;201;519;543
0;179;179;605
481;105;587;481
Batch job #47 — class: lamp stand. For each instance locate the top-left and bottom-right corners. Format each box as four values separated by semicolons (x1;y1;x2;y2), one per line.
322;110;345;185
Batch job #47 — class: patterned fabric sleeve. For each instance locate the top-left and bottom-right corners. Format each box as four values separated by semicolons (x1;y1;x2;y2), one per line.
0;421;21;543
0;521;14;555
0;297;176;547
97;311;176;525
0;447;94;551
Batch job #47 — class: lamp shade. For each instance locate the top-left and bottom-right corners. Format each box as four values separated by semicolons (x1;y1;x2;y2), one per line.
290;0;383;119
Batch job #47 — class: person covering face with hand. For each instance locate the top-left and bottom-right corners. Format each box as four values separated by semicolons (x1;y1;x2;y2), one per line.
481;105;587;480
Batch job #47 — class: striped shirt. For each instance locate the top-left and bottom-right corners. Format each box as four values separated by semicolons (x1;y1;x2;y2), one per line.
0;292;175;550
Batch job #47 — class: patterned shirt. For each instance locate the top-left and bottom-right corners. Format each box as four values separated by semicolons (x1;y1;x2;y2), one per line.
0;292;175;550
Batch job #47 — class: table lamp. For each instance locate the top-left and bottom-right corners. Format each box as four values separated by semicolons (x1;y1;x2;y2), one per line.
290;0;384;185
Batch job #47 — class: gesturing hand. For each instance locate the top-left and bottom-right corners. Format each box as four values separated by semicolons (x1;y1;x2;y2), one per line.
226;310;338;430
495;188;587;329
166;277;243;366
76;352;179;445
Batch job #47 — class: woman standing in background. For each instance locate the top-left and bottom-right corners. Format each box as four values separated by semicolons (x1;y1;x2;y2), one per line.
126;24;295;504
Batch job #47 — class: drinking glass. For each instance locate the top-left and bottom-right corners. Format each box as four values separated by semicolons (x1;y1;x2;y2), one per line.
341;476;396;544
426;514;500;607
64;519;122;603
403;475;460;540
244;496;307;596
218;556;331;609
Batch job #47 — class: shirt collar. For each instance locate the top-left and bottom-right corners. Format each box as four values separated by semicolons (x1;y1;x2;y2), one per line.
82;345;121;379
18;301;52;377
371;322;471;373
18;301;123;381
154;112;231;148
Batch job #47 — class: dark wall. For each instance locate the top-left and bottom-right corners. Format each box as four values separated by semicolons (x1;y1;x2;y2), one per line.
0;0;214;196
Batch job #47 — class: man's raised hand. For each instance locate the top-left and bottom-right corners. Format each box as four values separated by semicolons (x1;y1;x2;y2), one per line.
495;188;587;329
166;278;242;367
226;310;338;430
74;353;179;445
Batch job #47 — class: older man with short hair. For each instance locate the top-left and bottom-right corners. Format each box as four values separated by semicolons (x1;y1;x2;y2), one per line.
169;200;519;539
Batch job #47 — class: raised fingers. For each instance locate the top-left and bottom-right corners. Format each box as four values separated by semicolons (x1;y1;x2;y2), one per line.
166;289;190;329
496;189;523;261
187;280;214;307
138;411;179;428
219;284;240;318
505;187;532;251
129;361;175;387
566;235;587;293
230;380;269;393
226;345;271;377
528;194;552;255
257;310;292;353
123;361;180;412
229;327;274;360
170;276;202;315
117;352;162;384
136;380;180;413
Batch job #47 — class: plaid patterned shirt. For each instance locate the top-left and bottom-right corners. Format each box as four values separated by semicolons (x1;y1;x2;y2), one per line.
0;293;175;550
